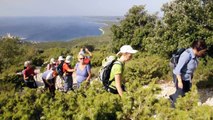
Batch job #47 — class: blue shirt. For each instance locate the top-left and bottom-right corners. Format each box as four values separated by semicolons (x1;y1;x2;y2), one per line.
75;63;91;83
173;48;198;81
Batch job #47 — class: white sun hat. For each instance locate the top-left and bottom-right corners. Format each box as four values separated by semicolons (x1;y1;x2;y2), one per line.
58;56;64;61
117;45;138;55
65;55;72;63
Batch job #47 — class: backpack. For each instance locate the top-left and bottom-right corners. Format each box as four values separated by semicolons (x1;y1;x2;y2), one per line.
99;56;120;89
169;48;186;69
56;61;64;76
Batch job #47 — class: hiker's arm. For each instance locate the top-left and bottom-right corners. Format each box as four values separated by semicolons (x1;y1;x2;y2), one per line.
85;69;91;82
173;52;190;89
23;74;28;80
67;68;75;72
115;74;123;97
85;48;92;58
176;75;183;89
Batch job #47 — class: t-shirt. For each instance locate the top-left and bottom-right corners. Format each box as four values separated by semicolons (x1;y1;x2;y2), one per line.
109;61;124;89
23;67;35;78
63;62;73;76
42;70;55;80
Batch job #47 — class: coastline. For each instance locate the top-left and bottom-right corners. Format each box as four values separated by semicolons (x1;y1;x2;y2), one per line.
0;16;116;42
99;28;105;35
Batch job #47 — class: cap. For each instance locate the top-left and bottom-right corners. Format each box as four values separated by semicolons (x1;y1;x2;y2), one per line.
58;56;64;61
117;45;138;55
65;55;72;63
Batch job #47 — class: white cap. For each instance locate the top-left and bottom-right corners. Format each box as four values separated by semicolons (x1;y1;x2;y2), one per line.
58;56;64;61
50;58;56;64
117;45;138;55
65;55;72;63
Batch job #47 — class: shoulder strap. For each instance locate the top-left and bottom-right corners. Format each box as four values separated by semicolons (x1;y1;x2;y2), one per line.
113;60;122;65
109;61;123;84
183;49;192;67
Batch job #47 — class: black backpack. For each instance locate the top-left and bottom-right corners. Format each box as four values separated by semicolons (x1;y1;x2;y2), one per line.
56;61;64;76
99;56;120;89
169;48;186;69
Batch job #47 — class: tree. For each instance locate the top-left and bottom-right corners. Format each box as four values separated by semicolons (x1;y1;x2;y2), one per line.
111;5;157;52
157;0;213;56
0;38;22;70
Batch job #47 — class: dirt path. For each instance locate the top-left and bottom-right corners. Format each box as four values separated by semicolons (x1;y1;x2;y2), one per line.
157;80;213;106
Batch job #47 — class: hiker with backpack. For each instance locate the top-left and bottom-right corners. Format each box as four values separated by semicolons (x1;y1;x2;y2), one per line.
169;40;207;107
74;53;92;88
55;56;65;91
42;69;58;97
46;58;56;70
23;61;38;88
102;45;137;97
63;55;75;92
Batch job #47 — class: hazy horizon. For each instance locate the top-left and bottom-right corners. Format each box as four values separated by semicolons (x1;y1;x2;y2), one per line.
0;0;171;17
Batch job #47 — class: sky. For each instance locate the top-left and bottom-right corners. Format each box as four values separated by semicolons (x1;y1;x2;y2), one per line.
0;0;171;17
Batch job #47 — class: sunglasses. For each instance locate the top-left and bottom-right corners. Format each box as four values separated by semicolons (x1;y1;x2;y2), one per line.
79;57;85;60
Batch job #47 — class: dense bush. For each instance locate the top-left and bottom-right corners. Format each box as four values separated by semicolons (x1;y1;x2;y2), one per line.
1;74;213;120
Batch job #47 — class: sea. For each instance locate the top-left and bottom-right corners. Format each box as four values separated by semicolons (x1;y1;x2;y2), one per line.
0;16;119;42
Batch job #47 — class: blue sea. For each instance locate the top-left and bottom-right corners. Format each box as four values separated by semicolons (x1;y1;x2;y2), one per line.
0;16;118;42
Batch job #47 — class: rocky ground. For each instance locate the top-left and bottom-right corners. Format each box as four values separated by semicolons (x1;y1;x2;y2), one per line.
156;80;213;106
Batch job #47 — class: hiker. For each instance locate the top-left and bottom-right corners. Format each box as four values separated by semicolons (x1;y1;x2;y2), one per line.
63;55;75;92
55;56;65;91
46;58;56;70
42;69;58;97
169;40;207;107
108;45;138;97
24;61;28;69
21;61;29;75
23;61;38;88
79;47;92;65
74;54;92;88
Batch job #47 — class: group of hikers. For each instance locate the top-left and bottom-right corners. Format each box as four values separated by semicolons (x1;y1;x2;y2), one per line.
21;40;208;108
22;47;92;97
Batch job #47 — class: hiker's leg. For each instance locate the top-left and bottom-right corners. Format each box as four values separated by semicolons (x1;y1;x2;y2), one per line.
173;74;178;89
182;80;191;95
24;79;29;87
170;88;184;103
49;79;56;97
42;78;49;90
67;76;72;90
70;76;73;90
64;76;69;92
33;79;38;88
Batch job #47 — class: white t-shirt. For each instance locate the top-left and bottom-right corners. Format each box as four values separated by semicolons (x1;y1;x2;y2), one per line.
42;70;54;80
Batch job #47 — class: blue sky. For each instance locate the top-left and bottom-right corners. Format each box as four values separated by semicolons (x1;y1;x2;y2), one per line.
0;0;171;17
